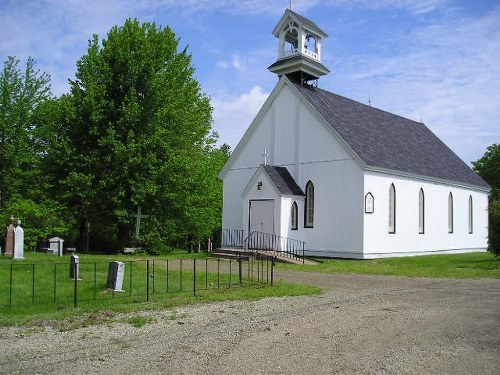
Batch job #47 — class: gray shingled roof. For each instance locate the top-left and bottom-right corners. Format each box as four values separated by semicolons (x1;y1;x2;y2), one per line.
292;80;489;189
263;165;304;196
267;54;330;74
288;10;328;37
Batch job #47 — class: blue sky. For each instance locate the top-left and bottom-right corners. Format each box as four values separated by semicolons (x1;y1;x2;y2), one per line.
1;0;499;165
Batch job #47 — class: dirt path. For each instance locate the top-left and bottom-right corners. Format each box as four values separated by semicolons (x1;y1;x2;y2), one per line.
1;270;499;374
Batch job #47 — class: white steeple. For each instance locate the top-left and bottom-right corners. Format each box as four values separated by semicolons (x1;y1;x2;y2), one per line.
268;9;330;83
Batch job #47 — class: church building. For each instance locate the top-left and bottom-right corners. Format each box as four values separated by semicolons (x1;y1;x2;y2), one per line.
219;9;489;259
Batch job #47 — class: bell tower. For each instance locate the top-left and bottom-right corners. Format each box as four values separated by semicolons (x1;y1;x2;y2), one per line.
268;9;330;83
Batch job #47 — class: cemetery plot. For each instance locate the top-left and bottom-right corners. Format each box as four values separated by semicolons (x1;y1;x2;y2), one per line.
0;257;274;308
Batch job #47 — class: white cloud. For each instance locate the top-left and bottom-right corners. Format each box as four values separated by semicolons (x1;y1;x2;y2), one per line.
212;86;269;148
329;4;500;164
216;55;244;70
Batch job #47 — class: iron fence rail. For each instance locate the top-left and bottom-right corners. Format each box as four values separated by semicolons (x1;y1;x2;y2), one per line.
0;256;274;308
221;229;305;263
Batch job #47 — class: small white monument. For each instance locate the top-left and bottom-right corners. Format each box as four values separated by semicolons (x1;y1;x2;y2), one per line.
70;255;80;280
13;220;24;259
49;237;64;256
107;261;125;291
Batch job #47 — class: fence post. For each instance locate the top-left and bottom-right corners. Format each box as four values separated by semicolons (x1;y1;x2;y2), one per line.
146;260;150;302
193;259;196;296
9;264;13;307
73;262;78;308
53;263;57;303
32;264;35;304
238;254;243;286
94;263;97;300
152;260;155;295
271;256;275;286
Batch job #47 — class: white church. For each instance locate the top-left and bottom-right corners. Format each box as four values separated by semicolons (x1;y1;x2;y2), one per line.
219;9;490;259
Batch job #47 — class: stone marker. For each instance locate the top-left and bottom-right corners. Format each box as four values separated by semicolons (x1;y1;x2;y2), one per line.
70;255;80;280
107;261;125;291
13;220;24;259
49;237;64;256
4;215;15;257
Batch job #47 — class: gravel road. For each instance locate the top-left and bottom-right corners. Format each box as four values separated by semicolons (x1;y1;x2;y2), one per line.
1;270;499;374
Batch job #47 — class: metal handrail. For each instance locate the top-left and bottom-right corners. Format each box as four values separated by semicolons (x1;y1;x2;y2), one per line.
243;231;305;264
221;229;244;248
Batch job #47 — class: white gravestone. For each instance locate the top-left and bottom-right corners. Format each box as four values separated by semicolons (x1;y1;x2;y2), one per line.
13;221;24;259
107;261;125;291
70;255;80;280
49;237;64;256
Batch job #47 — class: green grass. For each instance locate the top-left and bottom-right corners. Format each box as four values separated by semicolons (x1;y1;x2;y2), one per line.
279;252;500;279
0;251;320;327
0;281;321;329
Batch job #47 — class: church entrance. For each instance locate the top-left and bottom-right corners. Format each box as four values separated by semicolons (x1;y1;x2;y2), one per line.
249;200;275;235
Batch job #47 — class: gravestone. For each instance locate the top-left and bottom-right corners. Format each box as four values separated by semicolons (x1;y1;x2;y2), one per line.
107;261;125;291
13;220;24;259
4;215;15;257
49;237;64;256
70;255;80;280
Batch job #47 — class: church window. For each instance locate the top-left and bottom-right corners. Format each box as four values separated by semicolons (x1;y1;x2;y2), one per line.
419;188;425;234
291;201;298;230
305;181;314;228
389;184;396;233
468;195;473;234
448;192;454;233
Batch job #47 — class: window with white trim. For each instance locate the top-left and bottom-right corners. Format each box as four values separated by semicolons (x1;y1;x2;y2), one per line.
419;188;425;234
468;195;473;234
304;181;314;228
389;183;396;233
448;192;454;233
291;201;298;230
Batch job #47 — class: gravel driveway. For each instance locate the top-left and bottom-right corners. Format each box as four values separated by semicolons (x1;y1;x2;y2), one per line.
1;270;499;374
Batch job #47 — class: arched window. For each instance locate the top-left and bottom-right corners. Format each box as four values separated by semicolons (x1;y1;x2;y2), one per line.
448;192;454;233
389;184;396;233
291;201;298;230
304;181;314;228
468;195;473;234
419;188;425;234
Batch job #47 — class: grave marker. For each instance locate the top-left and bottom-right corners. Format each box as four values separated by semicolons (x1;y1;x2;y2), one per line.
13;220;24;259
70;255;80;280
4;215;15;257
107;261;125;291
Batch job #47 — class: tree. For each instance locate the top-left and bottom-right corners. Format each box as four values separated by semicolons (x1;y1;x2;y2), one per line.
0;56;51;208
473;144;500;255
0;57;70;248
64;19;218;251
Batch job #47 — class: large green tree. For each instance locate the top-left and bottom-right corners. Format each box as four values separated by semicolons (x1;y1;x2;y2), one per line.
0;56;51;208
63;19;220;252
473;144;500;255
0;57;71;248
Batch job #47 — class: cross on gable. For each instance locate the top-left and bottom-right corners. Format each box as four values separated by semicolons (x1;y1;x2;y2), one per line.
132;207;149;239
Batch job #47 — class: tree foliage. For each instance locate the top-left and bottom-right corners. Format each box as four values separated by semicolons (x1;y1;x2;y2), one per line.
62;19;222;251
0;20;227;253
473;144;500;255
0;57;73;248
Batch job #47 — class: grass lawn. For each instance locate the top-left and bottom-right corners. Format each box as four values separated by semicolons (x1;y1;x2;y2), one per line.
279;252;500;279
0;250;321;328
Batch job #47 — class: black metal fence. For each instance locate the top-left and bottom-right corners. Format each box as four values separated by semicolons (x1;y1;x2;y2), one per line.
0;256;275;308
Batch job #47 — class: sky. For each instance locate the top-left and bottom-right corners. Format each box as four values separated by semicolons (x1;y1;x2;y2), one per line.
1;0;499;165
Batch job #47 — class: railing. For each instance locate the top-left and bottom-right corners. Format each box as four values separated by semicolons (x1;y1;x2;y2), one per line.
243;231;305;264
221;229;244;248
0;257;274;308
281;48;319;61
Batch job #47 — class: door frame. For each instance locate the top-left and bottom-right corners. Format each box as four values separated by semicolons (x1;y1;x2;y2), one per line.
248;199;275;235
